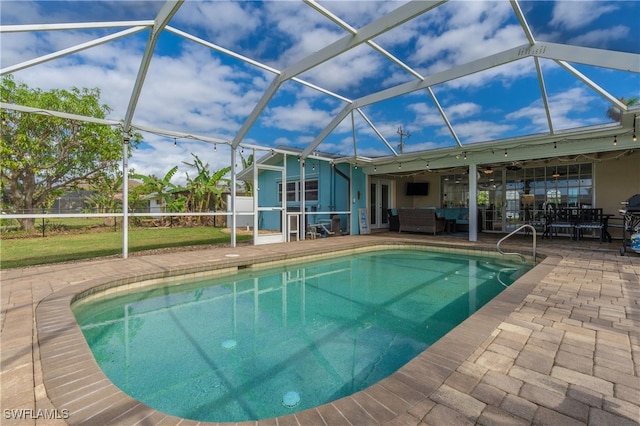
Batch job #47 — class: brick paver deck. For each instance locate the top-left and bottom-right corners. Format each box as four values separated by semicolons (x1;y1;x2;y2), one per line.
1;233;639;425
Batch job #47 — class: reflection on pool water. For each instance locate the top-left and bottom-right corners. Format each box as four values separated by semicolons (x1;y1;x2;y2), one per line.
73;248;530;422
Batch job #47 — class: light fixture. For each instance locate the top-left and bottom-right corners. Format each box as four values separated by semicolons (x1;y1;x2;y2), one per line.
271;149;275;157
455;154;460;159
426;161;430;169
483;166;493;175
633;116;637;142
174;138;177;146
463;152;467;160
552;168;560;178
613;136;617;146
312;162;315;171
214;143;217;151
554;141;557;149
374;165;377;172
504;149;508;157
398;163;402;169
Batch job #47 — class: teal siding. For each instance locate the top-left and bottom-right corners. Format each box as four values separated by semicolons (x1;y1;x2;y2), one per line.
254;156;366;235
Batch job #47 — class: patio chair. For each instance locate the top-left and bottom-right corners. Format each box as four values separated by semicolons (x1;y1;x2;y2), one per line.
306;224;318;240
575;208;605;242
524;207;547;237
548;207;577;239
387;209;399;232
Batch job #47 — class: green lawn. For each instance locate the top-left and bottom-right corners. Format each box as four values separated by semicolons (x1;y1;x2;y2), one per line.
0;227;252;269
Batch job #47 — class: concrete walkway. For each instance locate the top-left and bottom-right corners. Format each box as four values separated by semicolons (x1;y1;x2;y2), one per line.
1;233;638;425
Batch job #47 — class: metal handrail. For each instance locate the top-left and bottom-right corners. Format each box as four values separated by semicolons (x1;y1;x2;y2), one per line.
497;267;522;287
497;224;537;264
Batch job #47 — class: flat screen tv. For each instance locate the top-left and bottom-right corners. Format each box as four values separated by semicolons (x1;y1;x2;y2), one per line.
406;182;429;196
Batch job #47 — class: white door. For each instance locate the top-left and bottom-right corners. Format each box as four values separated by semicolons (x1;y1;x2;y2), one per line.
370;179;392;229
254;163;286;245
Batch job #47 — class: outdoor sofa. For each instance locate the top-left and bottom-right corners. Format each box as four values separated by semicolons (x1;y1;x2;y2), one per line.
435;208;470;232
397;207;445;235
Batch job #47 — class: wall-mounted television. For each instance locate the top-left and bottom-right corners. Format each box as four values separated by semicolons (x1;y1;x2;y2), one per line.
406;182;429;196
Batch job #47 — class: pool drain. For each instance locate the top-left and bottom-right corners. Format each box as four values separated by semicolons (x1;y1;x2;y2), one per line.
282;391;300;408
221;339;237;349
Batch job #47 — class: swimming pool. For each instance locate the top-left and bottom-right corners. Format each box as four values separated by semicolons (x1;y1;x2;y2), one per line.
73;247;530;422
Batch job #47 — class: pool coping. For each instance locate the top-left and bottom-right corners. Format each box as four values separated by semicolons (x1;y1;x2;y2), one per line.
35;239;558;425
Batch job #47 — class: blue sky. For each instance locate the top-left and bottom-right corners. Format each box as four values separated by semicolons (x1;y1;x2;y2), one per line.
1;0;639;183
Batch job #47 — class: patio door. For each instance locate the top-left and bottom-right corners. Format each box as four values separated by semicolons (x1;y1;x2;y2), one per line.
370;178;392;229
254;163;285;245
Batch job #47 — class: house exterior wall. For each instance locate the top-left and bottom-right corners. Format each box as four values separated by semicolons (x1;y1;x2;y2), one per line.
594;150;640;239
381;149;639;237
255;156;356;234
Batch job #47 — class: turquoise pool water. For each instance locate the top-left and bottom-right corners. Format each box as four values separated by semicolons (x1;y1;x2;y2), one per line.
73;248;529;422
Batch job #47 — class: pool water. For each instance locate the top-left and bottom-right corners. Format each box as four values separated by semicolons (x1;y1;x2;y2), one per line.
73;248;529;422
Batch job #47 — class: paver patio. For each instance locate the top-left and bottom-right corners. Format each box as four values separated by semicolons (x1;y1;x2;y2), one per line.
1;233;639;425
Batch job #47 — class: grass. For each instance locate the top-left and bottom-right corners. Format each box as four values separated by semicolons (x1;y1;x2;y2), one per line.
0;227;252;269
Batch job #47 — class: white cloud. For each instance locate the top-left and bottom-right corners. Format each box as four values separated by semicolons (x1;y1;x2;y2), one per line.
264;99;335;132
550;1;618;30
175;2;263;49
298;45;386;93
567;26;630;49
506;86;601;132
451;120;516;143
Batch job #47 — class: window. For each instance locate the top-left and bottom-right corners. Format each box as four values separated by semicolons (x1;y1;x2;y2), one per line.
440;162;594;222
304;180;318;201
278;179;318;202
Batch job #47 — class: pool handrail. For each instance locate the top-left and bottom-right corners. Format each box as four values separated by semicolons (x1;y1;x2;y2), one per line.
497;224;537;265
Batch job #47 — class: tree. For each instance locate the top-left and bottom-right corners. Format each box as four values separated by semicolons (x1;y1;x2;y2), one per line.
606;97;639;122
238;151;254;196
86;171;123;225
132;166;185;225
183;154;230;226
87;171;123;214
1;75;138;230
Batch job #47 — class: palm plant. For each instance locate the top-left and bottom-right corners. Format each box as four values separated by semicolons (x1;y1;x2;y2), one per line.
183;154;231;226
133;166;183;225
86;172;123;225
239;151;254;196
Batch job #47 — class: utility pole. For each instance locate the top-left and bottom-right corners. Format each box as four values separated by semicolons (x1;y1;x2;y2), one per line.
397;126;410;154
